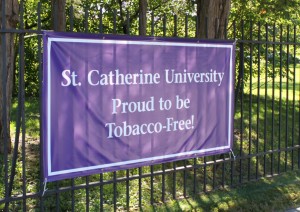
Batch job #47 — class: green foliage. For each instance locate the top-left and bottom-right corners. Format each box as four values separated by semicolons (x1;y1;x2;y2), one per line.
16;0;300;97
24;37;40;97
230;0;300;25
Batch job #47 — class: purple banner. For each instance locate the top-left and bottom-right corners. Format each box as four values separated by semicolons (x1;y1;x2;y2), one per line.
43;31;235;182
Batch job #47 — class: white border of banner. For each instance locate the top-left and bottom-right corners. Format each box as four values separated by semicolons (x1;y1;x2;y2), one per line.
47;38;234;176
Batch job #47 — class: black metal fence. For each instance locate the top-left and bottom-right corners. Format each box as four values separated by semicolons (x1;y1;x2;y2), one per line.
1;1;300;211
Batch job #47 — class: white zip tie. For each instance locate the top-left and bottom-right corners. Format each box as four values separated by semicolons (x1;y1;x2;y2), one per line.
42;178;48;197
230;149;236;161
24;33;43;39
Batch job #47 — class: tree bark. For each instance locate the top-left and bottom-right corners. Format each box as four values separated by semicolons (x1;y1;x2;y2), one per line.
139;0;147;36
51;0;66;31
0;0;19;153
196;0;231;170
197;0;230;39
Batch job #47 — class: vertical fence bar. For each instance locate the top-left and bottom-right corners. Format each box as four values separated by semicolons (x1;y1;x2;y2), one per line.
271;23;276;176
99;7;103;34
55;182;60;211
86;176;90;212
231;20;236;187
213;156;216;189
69;4;74;32
292;25;296;170
150;165;154;204
113;172;117;211
193;158;197;193
84;7;89;33
8;50;24;209
256;22;261;180
151;12;154;36
285;25;290;172
138;167;142;209
183;160;187;197
233;20;236;39
230;153;234;186
53;1;58;31
239;20;245;184
163;14;166;37
173;162;177;199
20;1;26;210
100;173;103;212
113;9;117;34
222;154;225;188
195;16;198;38
278;25;283;174
248;21;253;181
37;1;45;211
126;169;130;210
234;20;243;106
203;158;207;192
299;59;300;170
126;11;130;35
71;179;75;212
162;163;165;202
185;15;188;38
173;14;177;37
2;0;9;209
263;23;268;177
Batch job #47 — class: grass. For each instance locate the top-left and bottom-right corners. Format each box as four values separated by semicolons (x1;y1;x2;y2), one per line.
244;68;299;102
10;98;40;139
148;170;300;211
1;71;299;211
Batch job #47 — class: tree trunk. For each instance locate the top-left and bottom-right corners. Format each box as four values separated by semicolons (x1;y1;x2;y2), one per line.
196;0;230;39
196;0;231;170
139;0;147;36
0;0;19;153
51;0;66;31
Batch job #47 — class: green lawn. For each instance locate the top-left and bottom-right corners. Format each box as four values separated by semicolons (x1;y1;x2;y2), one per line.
244;69;300;101
148;170;300;212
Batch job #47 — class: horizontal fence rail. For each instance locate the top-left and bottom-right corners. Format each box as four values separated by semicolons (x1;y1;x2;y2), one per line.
1;1;300;211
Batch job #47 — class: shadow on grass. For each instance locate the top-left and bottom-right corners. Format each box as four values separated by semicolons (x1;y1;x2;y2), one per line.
234;92;300;178
147;170;300;211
